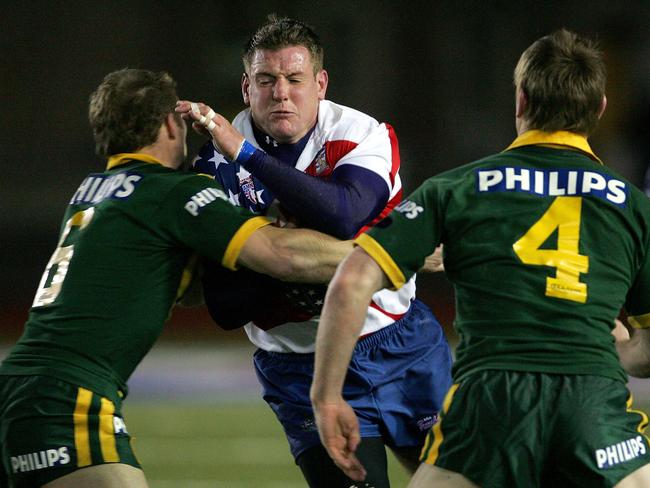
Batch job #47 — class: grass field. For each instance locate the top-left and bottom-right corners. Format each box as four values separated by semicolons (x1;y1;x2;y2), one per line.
125;402;411;487
3;337;650;487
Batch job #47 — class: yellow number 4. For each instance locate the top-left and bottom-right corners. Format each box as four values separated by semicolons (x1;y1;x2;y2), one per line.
513;196;589;303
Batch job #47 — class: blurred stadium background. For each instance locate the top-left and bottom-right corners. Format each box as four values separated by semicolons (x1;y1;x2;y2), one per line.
2;1;650;485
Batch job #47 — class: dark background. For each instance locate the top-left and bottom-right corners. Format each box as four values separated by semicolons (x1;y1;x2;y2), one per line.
2;1;650;339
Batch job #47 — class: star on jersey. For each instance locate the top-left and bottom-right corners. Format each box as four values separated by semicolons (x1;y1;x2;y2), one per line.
208;149;228;171
227;189;240;206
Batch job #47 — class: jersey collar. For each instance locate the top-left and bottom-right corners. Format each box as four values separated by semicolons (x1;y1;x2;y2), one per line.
106;153;164;170
504;130;602;165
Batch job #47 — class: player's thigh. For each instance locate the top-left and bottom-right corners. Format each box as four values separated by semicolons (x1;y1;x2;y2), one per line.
42;463;148;488
615;462;650;488
407;464;479;488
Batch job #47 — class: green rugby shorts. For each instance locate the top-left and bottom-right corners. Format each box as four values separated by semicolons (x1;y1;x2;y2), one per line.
0;375;140;487
420;370;650;488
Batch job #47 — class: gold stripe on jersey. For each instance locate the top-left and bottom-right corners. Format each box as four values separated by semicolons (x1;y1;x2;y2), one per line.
73;387;93;467
99;397;120;462
222;216;273;270
175;254;199;301
106;153;164;170
355;233;406;289
422;383;460;465
628;313;650;329
504;130;603;164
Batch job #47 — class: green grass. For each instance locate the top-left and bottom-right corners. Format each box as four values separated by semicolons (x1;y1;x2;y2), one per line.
124;402;412;487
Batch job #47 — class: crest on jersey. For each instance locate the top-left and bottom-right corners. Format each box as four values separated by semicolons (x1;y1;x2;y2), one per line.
309;147;330;176
240;176;258;204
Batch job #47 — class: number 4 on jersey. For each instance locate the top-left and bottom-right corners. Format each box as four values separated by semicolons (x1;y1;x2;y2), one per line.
513;196;589;304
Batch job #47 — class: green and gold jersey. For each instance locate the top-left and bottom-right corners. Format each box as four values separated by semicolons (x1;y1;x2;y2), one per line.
0;154;269;401
357;131;650;383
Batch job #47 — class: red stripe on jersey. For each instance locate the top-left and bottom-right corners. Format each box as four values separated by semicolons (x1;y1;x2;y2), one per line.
369;301;406;321
325;139;358;165
385;124;400;187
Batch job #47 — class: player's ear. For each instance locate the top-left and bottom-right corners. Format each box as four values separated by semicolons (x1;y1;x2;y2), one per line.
316;69;328;101
242;73;251;106
598;95;607;120
515;87;528;118
163;113;182;140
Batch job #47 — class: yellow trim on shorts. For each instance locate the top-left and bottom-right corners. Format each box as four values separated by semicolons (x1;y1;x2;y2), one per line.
627;393;650;438
222;216;273;270
628;313;650;329
73;388;93;467
99;397;120;462
354;233;406;289
421;383;460;465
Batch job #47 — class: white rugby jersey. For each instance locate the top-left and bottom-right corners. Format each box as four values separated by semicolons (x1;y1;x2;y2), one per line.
233;100;417;353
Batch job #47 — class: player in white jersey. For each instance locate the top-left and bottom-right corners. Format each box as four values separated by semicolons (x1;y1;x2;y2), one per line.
184;15;452;487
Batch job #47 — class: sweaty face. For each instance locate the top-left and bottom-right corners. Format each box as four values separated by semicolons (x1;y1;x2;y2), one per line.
243;46;328;144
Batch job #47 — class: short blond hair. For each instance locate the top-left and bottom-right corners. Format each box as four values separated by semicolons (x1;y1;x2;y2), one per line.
514;29;606;136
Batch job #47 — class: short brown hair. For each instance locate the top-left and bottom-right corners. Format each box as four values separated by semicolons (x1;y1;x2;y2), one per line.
242;14;324;74
514;29;606;136
89;68;179;156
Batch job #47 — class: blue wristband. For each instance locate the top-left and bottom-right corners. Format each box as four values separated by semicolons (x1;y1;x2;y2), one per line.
235;139;257;164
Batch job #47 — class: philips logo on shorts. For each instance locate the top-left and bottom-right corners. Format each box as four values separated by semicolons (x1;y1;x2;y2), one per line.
595;435;647;469
70;173;143;205
184;187;228;216
394;200;424;219
10;447;70;474
114;415;128;435
476;167;627;207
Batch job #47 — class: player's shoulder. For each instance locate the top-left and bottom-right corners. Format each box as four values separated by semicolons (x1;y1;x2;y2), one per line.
317;100;384;141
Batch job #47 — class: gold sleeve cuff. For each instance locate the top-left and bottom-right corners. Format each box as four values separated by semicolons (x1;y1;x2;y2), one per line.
628;313;650;330
355;233;406;289
222;216;273;270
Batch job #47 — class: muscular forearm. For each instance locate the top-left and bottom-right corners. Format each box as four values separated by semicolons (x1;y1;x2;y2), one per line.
311;248;388;405
238;225;352;283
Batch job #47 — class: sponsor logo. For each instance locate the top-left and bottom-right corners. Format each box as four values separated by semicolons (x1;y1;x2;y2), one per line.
184;187;228;216
416;414;438;431
394;200;423;219
70;173;142;205
476;167;627;206
595;435;647;469
11;447;70;474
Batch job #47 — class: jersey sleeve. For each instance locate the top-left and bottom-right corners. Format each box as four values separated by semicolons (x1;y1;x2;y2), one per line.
356;177;443;288
331;122;398;192
161;174;271;270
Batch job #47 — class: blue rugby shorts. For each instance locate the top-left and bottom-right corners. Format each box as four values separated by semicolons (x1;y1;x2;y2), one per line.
253;298;453;460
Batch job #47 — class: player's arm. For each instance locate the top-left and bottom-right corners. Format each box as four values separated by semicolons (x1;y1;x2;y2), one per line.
237;224;352;283
176;100;389;239
309;247;390;481
616;322;650;378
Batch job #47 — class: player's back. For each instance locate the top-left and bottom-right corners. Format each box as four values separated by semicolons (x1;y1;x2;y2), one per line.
436;144;650;382
0;157;230;399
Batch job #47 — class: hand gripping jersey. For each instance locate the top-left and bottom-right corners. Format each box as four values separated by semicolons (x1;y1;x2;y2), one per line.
358;131;650;383
194;100;416;352
0;154;268;399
